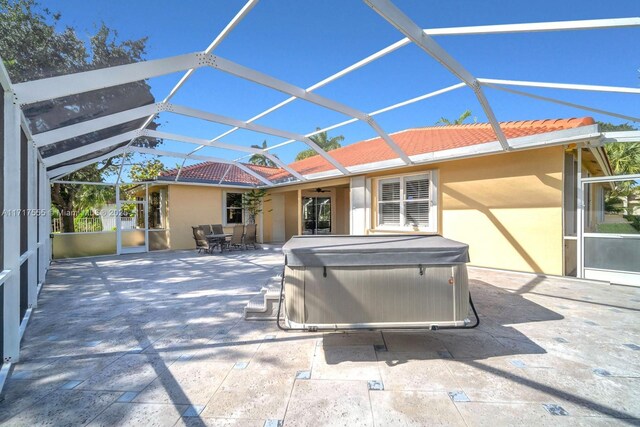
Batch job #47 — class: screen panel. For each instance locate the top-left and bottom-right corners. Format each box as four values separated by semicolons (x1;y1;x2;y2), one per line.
0;91;4;269
20;129;28;255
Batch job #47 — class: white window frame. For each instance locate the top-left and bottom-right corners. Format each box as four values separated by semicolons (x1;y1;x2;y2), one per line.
376;171;437;232
223;191;245;226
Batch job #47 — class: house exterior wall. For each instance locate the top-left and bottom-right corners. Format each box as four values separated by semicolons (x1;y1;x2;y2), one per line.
167;185;223;250
365;146;564;275
335;186;350;235
284;191;299;241
162;147;564;275
441;146;564;275
262;181;351;241
263;178;351;243
165;181;347;249
262;195;273;243
272;194;287;242
263;193;286;243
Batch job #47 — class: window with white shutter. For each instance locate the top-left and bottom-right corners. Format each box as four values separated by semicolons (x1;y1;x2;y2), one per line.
378;179;401;225
404;175;430;227
376;172;436;231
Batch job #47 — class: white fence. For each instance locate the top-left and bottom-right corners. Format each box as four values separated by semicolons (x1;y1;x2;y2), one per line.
52;216;137;233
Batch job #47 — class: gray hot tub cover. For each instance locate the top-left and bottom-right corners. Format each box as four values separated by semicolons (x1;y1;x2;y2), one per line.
282;235;469;267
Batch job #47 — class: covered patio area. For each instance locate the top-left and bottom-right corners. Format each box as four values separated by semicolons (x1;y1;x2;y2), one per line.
1;250;638;426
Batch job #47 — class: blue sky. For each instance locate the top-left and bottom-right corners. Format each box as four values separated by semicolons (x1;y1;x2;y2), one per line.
42;0;640;174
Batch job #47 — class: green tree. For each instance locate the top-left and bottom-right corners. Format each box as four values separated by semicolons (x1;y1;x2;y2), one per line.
50;169;116;232
129;159;167;182
248;140;278;167
599;122;640;175
241;189;268;224
0;0;161;231
598;121;640;216
295;128;344;161
435;110;474;125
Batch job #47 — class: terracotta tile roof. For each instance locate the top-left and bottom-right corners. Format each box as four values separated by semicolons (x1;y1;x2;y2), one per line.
267;117;595;180
159;117;595;185
159;162;283;186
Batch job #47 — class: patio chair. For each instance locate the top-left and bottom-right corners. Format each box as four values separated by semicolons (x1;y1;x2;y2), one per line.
209;223;228;250
227;224;245;250
199;224;213;235
191;226;210;254
244;223;258;249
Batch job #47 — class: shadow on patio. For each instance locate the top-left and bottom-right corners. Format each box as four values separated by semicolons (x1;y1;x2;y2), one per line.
1;250;639;426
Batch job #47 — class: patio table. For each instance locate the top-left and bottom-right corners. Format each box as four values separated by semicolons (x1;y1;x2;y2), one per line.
205;233;232;253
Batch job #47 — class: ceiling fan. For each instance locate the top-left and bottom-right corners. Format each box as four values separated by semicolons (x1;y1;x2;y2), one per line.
314;188;331;193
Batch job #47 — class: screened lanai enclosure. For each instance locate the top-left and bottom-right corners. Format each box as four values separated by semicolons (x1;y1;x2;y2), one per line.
1;0;639;373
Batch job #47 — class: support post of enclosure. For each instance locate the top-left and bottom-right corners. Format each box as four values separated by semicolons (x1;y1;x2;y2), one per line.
46;177;52;267
576;143;584;278
27;137;37;308
3;92;21;362
350;176;368;235
297;189;302;236
38;161;48;286
116;186;121;255
144;184;149;253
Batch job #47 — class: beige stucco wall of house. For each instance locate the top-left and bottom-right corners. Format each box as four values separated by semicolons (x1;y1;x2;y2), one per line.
262;193;286;243
440;147;564;275
163;147;564;275
262;195;273;243
261;180;351;241
366;146;564;275
167;185;223;250
284;191;299;241
334;186;349;235
167;181;350;249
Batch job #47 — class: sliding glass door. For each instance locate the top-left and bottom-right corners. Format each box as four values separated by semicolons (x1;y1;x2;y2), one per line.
302;196;332;235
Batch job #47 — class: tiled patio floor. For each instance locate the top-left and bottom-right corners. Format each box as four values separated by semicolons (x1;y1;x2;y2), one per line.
1;248;639;426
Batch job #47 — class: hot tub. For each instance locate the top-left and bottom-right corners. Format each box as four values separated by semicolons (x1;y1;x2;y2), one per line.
279;235;475;331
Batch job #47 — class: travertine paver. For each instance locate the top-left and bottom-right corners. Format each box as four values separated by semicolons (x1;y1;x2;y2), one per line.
3;390;120;426
77;353;180;392
376;351;459;392
250;337;316;370
285;380;374;426
87;402;187;427
369;390;466;426
311;345;382;381
1;249;639;426
174;417;264;427
132;360;235;405
445;358;557;403
199;366;295;419
454;402;570;427
0;376;68;421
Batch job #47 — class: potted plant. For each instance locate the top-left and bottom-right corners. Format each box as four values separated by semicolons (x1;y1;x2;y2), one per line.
241;189;268;247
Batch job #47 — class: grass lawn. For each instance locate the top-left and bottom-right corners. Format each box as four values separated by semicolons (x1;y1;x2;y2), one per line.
596;222;640;234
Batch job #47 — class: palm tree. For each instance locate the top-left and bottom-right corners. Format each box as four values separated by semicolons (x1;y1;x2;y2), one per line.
435;110;474;126
604;142;640;213
248;140;278;167
295;128;345;161
606;142;640;175
600;122;640;216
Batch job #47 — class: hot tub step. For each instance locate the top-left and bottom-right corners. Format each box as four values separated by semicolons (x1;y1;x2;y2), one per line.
244;292;281;320
244;276;282;321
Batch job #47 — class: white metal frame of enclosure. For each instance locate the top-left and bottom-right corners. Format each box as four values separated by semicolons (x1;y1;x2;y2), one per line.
8;1;636;184
577;157;640;286
1;0;639;374
1;61;51;378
